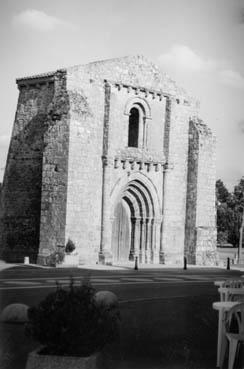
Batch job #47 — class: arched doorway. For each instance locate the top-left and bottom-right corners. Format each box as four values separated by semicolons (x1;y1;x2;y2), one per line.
111;179;157;263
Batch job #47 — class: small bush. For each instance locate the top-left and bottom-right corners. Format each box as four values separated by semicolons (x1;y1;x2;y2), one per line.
47;250;65;266
25;279;120;357
65;239;76;254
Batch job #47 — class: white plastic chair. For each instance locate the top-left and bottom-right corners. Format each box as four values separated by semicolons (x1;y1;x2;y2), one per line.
224;303;244;369
220;280;244;301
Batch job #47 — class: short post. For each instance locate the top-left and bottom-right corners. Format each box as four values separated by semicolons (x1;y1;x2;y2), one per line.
227;257;230;270
134;256;138;270
183;256;187;270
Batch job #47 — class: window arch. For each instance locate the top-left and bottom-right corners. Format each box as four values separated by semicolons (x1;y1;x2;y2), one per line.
128;107;139;147
124;97;151;119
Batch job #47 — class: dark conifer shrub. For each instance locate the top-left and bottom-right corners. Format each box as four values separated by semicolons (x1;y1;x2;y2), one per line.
25;279;120;356
65;239;76;254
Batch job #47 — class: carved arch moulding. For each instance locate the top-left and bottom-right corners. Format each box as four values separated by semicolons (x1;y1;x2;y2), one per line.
124;96;152;120
110;171;161;219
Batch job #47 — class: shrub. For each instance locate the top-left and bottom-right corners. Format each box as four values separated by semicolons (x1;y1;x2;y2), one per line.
47;250;65;266
65;239;76;254
25;279;120;357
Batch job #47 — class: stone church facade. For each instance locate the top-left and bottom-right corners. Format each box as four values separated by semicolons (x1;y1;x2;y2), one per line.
0;55;217;265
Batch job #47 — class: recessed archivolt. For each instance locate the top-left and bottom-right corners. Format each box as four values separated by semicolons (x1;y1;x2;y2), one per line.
127;187;146;218
113;185;156;225
123;192;140;218
110;172;161;219
126;184;152;219
122;196;133;215
129;181;154;218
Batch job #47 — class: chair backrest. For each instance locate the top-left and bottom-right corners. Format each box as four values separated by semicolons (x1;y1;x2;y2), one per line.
220;280;244;301
226;303;244;335
231;294;244;302
223;280;244;288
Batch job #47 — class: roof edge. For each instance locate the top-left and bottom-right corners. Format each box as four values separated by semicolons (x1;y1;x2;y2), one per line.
16;69;66;85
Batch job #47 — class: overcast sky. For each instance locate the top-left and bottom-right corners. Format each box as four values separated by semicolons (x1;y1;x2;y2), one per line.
0;0;243;190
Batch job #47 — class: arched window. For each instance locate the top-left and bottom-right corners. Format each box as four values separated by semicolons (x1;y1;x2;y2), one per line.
128;107;139;147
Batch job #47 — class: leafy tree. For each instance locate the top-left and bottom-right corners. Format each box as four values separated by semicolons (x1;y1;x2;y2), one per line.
216;178;244;247
216;179;230;204
216;180;231;244
232;178;244;247
233;178;244;207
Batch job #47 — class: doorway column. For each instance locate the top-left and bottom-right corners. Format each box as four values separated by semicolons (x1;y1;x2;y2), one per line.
150;219;154;263
154;218;162;263
145;217;151;264
129;217;136;261
133;217;141;259
139;218;146;263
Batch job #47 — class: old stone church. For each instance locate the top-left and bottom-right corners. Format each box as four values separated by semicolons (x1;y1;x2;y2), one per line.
0;55;217;265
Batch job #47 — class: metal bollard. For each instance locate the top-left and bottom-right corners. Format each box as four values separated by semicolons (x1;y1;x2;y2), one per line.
134;256;138;270
183;256;187;270
227;257;230;270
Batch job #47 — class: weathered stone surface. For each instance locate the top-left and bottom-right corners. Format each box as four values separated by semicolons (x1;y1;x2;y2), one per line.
184;119;217;265
37;71;70;265
0;80;54;262
0;55;217;265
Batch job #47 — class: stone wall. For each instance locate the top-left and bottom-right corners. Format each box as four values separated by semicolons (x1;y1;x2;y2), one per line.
195;120;217;265
64;69;105;264
185;119;217;265
37;70;70;264
184;120;199;263
0;77;54;262
161;101;198;264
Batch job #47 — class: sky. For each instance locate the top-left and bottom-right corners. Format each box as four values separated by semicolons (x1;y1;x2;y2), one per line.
0;0;243;190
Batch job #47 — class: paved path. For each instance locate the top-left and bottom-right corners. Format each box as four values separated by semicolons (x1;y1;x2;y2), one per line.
0;266;241;291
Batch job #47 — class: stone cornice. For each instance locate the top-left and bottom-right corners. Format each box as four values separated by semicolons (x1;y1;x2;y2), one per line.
115;148;165;164
113;157;164;172
104;79;191;106
16;69;66;88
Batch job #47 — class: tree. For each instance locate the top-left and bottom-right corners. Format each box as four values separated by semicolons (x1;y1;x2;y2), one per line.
216;180;232;244
216;177;244;248
216;179;230;204
233;178;244;253
233;178;244;207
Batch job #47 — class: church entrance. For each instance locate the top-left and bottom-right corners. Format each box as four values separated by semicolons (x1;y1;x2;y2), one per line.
111;179;158;263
